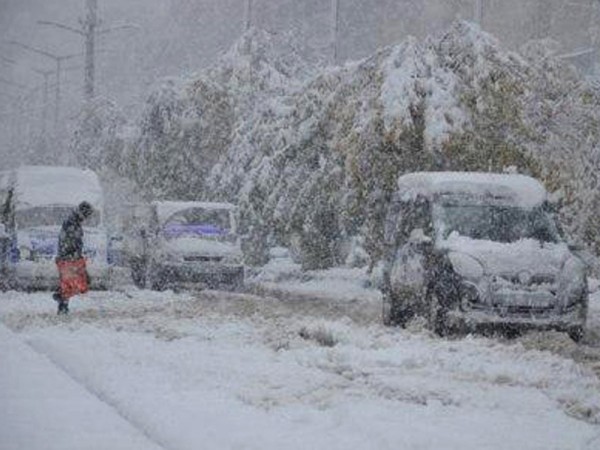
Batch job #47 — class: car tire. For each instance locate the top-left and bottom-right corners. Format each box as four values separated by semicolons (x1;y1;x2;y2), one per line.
427;291;449;336
228;269;245;292
382;290;413;327
567;326;585;343
148;265;166;291
131;267;146;289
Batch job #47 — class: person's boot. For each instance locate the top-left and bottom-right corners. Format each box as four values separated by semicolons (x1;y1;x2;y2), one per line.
57;300;69;315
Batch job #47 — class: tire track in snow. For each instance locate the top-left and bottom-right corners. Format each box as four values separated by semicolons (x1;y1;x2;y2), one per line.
24;338;173;450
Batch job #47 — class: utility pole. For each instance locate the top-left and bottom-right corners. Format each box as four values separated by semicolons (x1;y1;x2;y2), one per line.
38;2;95;102
31;68;53;135
245;0;253;31
83;0;98;100
331;0;339;65
6;40;79;132
475;0;484;27
591;0;599;75
39;0;137;103
534;0;553;39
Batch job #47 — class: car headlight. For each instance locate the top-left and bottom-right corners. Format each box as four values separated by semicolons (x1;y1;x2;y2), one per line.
559;257;586;306
448;251;485;281
460;282;482;310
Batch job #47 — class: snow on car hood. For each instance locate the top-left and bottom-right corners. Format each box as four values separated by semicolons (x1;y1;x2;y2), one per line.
162;236;242;259
438;233;571;277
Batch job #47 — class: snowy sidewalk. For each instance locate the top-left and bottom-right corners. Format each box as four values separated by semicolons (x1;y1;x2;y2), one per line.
0;323;162;450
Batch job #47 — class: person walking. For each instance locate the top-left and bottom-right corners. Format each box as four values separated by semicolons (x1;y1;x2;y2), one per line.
53;201;94;314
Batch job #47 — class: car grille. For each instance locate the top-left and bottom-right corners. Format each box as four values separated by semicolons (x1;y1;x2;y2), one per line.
489;289;556;315
183;255;224;263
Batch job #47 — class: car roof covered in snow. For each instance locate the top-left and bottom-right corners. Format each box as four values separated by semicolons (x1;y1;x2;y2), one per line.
153;200;236;224
395;172;547;208
14;165;103;211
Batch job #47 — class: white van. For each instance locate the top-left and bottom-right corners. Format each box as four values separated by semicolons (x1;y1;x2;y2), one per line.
382;172;588;341
119;201;244;291
3;166;110;290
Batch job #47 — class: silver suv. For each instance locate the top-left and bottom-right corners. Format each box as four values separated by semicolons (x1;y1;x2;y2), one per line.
381;172;588;341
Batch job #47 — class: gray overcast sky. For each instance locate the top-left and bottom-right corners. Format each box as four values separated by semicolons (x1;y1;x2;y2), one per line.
0;1;595;123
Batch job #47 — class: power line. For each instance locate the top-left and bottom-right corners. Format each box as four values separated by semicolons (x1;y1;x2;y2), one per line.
38;0;138;103
5;39;80;131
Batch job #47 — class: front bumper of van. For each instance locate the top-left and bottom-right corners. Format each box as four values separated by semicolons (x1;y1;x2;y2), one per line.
446;301;587;333
13;260;110;291
150;261;244;290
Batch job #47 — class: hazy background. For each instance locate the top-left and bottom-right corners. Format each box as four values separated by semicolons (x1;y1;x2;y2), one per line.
0;0;598;152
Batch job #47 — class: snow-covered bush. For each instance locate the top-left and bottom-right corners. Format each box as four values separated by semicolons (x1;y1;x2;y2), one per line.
105;22;600;269
70;98;128;171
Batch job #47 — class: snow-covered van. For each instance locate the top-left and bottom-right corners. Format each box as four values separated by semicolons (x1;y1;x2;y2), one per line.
125;201;244;290
0;170;13;290
3;166;110;290
382;172;588;341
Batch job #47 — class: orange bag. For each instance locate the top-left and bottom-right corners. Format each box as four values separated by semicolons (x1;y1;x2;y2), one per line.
56;259;89;300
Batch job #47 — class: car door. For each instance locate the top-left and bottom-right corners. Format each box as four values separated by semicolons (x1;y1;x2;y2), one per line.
388;197;433;307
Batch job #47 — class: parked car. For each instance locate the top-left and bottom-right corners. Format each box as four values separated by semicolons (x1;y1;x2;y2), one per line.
381;172;588;341
0;222;10;291
1;170;14;290
2;165;111;290
122;201;244;291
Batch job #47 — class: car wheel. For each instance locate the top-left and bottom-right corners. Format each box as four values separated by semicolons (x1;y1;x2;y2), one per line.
567;326;585;343
382;289;414;327
131;267;146;289
230;269;245;292
427;291;448;336
151;278;166;291
148;265;166;291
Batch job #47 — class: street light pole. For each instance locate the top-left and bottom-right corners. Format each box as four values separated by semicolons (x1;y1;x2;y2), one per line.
83;0;98;100
245;0;253;31
32;68;53;135
6;40;79;132
331;0;339;64
475;0;484;26
39;0;137;103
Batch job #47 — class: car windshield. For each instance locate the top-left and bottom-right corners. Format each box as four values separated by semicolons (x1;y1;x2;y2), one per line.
16;206;100;228
163;207;233;240
433;203;560;243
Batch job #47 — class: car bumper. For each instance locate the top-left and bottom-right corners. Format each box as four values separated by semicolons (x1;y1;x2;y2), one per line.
447;304;587;332
151;262;244;289
14;260;110;290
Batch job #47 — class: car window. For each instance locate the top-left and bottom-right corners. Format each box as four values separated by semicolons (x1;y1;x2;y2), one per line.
386;197;431;248
433;204;560;243
16;206;101;228
164;208;231;230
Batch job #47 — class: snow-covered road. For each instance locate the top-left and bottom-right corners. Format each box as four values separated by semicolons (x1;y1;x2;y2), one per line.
1;286;600;450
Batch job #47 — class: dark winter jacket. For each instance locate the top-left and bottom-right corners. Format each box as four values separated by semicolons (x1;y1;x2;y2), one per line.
57;210;86;261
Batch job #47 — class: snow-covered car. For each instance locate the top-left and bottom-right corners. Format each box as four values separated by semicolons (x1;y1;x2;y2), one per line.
125;201;244;291
2;166;110;290
1;171;13;290
381;172;588;341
